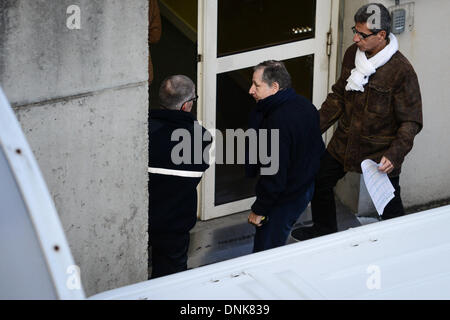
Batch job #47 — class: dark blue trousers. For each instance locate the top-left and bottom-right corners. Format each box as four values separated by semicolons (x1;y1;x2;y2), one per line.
253;183;315;253
149;231;190;279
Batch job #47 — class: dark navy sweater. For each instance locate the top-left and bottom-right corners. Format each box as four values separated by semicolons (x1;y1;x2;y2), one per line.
248;88;325;217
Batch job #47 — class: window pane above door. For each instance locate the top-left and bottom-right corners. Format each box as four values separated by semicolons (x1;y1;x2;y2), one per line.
218;0;316;57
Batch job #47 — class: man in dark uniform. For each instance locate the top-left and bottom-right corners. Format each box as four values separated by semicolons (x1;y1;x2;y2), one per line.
148;75;211;278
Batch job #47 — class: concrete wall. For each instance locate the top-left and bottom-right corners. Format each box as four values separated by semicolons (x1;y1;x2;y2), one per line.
335;0;450;214
0;0;149;296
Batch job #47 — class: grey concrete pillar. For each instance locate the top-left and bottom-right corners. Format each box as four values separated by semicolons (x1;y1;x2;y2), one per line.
1;0;149;296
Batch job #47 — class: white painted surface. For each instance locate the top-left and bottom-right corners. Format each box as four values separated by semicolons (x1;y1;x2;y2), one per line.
91;205;450;300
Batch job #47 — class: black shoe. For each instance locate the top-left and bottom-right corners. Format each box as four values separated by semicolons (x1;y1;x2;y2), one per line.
291;226;336;241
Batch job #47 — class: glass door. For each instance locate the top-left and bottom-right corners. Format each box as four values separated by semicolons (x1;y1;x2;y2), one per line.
198;0;337;220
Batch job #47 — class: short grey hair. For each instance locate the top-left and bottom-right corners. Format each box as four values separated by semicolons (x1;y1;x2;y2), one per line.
254;60;292;91
354;3;391;38
159;75;195;109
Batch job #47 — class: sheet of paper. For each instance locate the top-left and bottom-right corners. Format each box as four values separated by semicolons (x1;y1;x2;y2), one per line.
361;159;395;216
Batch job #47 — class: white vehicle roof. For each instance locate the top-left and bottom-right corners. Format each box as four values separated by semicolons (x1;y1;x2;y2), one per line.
91;205;450;300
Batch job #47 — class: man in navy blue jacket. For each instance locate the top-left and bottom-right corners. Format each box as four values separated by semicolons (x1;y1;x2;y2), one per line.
247;61;325;252
149;75;211;278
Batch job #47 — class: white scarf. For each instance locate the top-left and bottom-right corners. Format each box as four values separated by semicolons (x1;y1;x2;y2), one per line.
346;33;399;92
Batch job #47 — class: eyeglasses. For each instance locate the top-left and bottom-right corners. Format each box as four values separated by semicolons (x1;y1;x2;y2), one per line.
352;26;378;39
182;95;198;106
160;95;198;111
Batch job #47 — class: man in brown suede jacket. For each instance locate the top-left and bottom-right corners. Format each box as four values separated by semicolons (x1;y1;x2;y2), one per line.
293;3;423;240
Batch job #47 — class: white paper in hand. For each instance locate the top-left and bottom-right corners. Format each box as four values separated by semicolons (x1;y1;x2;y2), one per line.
361;159;395;216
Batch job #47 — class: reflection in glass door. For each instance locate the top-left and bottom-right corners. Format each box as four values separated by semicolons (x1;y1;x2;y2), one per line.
199;0;337;220
215;55;314;206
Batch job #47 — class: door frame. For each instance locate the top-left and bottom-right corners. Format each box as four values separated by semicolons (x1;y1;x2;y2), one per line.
197;0;341;220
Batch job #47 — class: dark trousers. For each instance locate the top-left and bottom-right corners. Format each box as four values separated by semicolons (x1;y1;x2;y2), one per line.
149;231;190;279
253;183;315;253
311;150;405;232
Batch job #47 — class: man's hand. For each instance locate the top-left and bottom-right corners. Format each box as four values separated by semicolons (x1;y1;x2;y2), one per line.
248;212;264;227
378;156;394;174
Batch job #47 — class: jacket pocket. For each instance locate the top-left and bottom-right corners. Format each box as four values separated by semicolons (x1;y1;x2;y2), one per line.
361;135;396;144
359;135;395;162
366;84;392;116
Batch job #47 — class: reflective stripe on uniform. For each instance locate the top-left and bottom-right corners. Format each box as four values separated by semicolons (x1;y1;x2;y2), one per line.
148;167;204;178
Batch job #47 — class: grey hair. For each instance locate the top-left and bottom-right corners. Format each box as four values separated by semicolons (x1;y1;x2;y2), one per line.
354;3;391;38
159;75;195;109
254;60;292;91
